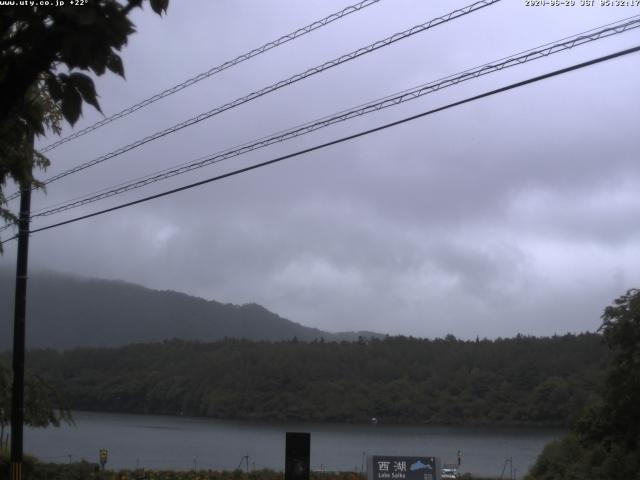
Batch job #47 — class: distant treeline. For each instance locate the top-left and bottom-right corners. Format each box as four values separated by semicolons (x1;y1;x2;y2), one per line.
16;334;606;427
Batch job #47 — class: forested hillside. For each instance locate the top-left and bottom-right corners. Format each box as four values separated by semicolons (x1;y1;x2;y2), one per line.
19;334;607;427
0;269;379;349
525;289;640;479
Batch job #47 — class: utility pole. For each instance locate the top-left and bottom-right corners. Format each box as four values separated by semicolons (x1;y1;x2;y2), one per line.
10;137;33;480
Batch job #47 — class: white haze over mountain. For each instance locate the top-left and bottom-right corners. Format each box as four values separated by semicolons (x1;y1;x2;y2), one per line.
2;0;639;339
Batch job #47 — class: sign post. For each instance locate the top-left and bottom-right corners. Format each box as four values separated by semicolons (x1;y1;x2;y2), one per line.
285;432;310;480
99;449;108;478
368;455;441;480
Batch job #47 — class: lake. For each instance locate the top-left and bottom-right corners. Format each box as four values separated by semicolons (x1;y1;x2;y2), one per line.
25;411;562;477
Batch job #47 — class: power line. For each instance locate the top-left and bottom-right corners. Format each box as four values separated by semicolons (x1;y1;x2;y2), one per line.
6;0;500;202
2;44;635;244
1;14;637;232
26;16;640;219
38;0;385;153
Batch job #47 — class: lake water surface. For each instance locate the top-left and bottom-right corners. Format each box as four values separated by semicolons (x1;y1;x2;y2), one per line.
26;411;562;477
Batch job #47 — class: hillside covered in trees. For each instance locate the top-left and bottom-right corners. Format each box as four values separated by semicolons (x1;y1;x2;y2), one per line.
525;289;640;479
0;269;380;349
17;333;606;427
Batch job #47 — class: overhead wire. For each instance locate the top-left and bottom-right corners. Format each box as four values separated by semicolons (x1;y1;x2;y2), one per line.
25;16;640;219
38;0;385;153
1;44;636;245
1;13;637;233
5;0;501;202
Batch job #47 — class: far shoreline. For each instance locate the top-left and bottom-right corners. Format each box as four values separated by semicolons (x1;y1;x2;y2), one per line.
64;409;570;432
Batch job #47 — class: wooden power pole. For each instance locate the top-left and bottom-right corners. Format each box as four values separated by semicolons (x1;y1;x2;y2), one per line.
10;142;33;480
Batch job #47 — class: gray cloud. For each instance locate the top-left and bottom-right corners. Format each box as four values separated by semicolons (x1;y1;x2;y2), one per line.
2;0;639;339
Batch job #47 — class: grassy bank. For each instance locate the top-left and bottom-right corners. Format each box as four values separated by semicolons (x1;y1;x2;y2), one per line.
0;453;500;480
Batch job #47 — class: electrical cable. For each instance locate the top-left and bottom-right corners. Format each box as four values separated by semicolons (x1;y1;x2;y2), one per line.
1;14;637;233
1;44;635;245
25;16;640;219
5;0;500;202
38;0;385;153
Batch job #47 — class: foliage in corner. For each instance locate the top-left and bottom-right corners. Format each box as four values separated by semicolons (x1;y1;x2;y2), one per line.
591;288;640;447
526;288;640;479
0;0;169;245
0;360;72;451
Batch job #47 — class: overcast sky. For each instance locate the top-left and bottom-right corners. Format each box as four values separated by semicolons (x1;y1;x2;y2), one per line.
2;0;640;339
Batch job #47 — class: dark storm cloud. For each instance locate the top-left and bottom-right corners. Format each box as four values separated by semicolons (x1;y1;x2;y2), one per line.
3;0;639;338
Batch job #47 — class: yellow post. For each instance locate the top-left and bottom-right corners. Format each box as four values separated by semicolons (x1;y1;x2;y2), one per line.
10;462;22;480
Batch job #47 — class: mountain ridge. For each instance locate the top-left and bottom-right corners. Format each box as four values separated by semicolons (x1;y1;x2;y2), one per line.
0;268;383;350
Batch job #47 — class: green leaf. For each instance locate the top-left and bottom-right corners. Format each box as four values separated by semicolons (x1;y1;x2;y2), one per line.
69;72;102;113
74;7;98;26
84;45;112;77
106;52;125;78
149;0;169;15
128;0;144;9
45;74;63;102
61;83;82;126
58;5;97;26
33;150;51;171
